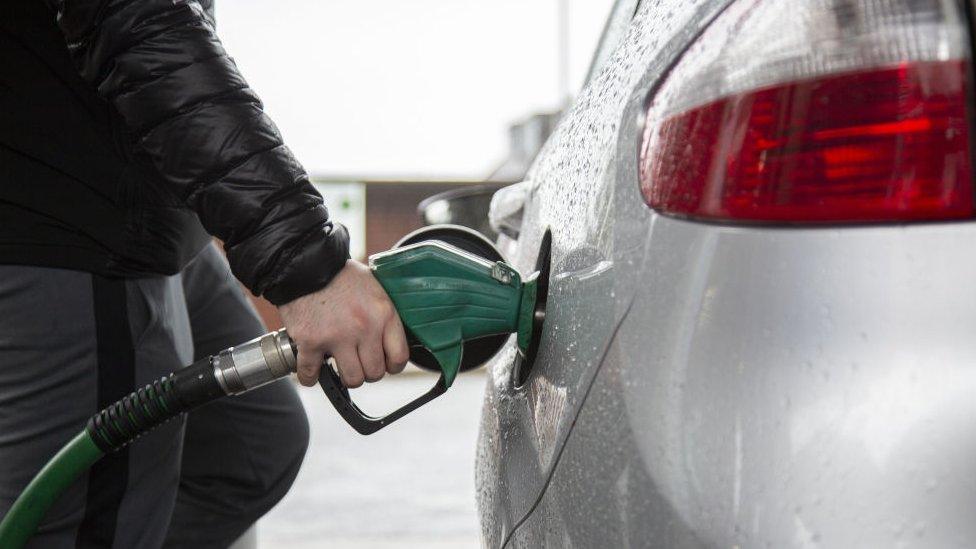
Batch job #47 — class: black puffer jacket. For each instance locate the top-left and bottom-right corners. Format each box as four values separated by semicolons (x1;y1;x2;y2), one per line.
0;0;347;305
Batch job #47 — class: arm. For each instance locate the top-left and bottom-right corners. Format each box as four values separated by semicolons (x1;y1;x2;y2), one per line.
49;0;342;305
49;0;408;384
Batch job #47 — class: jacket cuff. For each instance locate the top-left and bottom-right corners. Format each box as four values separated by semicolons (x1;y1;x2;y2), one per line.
262;223;351;306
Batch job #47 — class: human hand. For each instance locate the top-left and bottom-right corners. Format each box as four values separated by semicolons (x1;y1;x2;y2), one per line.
278;260;410;387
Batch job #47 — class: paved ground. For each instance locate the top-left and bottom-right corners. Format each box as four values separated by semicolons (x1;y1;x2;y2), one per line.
257;370;486;548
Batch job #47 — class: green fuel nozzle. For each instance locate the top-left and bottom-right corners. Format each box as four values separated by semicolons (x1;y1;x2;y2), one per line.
319;228;543;434
370;240;539;386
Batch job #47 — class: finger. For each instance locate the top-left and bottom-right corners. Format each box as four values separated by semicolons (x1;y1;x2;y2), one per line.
333;346;365;388
358;339;386;383
383;314;410;374
296;347;324;387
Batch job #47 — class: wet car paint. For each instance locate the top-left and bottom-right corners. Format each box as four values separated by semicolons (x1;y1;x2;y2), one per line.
477;0;976;546
502;219;976;548
476;0;729;544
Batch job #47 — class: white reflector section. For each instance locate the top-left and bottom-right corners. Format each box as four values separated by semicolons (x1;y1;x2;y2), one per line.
655;0;969;119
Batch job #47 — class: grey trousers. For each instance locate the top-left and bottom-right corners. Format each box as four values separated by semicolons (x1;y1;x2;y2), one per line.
0;243;309;548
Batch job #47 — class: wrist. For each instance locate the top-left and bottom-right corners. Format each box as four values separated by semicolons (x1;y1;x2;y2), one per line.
263;227;350;306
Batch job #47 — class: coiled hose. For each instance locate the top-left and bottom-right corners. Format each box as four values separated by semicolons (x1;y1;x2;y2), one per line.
0;356;223;548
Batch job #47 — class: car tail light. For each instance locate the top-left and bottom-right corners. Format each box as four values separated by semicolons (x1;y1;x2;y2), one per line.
638;0;974;224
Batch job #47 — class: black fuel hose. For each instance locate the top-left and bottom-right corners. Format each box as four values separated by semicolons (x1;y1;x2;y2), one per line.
87;356;223;452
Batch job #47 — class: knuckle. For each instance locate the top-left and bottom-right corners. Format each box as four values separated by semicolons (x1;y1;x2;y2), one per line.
391;346;409;365
347;320;368;338
295;330;328;351
365;369;384;383
349;305;370;326
379;301;396;321
316;328;338;347
339;364;364;387
363;358;383;376
345;375;364;388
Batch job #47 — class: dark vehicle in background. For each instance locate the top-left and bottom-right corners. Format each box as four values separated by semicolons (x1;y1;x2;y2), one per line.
418;185;501;240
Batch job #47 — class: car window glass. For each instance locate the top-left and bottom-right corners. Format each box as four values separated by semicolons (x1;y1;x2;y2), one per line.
584;0;640;85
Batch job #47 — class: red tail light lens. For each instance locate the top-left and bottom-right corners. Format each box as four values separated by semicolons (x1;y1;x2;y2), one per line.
637;0;974;224
639;61;973;223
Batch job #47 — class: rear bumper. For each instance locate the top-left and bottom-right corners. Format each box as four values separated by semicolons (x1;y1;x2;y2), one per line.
481;215;976;546
620;216;976;547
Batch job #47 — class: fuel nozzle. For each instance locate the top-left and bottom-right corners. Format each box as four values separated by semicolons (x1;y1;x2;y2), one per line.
325;224;544;435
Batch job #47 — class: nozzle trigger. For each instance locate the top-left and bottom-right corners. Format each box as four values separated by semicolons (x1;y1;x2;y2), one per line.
317;359;447;435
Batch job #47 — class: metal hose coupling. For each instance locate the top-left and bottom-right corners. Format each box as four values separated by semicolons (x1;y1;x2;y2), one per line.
212;329;298;395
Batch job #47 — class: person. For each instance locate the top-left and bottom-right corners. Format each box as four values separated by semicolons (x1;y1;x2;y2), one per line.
0;0;410;547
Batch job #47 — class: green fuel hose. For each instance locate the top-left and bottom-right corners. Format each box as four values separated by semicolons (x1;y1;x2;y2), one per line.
0;330;298;548
0;431;104;548
0;354;226;549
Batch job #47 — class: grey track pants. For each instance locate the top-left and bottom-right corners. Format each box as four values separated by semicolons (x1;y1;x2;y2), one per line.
0;243;310;548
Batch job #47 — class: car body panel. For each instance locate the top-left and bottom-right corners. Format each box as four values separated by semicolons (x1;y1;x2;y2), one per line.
476;0;729;544
502;216;976;547
478;0;976;546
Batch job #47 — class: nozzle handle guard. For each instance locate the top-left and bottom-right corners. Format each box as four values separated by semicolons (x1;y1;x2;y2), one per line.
318;361;448;435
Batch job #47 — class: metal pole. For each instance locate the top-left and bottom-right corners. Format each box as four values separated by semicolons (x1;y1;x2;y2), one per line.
557;0;570;106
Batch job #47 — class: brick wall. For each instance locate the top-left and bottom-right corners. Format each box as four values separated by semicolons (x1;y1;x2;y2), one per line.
364;182;462;256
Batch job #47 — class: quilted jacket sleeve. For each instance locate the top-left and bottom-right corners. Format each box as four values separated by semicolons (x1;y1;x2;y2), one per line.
47;0;349;305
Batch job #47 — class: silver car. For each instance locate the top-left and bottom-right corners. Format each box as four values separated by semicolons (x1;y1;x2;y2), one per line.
477;0;976;546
